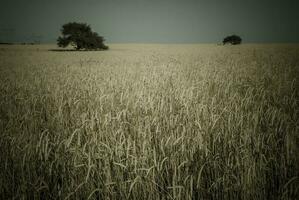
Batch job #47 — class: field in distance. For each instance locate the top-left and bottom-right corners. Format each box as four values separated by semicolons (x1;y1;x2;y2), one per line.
0;44;298;199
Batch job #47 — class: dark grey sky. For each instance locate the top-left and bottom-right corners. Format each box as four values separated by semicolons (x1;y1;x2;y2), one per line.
0;0;298;43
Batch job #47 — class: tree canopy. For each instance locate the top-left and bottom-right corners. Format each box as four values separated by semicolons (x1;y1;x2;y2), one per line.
223;35;242;45
57;22;108;50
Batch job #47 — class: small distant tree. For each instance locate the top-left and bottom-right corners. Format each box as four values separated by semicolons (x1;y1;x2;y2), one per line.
57;22;108;50
223;35;242;45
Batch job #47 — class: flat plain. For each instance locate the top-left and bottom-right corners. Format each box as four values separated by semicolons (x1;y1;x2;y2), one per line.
0;44;298;199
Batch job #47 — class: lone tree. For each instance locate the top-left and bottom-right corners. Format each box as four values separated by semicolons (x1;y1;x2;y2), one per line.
223;35;242;45
57;22;108;50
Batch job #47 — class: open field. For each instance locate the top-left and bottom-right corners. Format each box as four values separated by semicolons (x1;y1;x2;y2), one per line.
0;44;298;199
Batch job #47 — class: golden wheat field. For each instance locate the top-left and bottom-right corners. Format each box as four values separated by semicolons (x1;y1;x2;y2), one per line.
0;44;298;199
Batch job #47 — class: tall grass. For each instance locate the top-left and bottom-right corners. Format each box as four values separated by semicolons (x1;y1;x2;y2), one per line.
0;44;298;199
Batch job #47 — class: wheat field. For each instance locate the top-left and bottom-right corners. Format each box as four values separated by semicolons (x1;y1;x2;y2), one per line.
0;44;298;199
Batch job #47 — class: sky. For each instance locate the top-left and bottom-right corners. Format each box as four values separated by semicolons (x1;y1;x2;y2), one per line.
0;0;298;43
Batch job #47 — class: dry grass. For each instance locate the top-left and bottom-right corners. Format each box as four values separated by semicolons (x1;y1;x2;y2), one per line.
0;44;298;199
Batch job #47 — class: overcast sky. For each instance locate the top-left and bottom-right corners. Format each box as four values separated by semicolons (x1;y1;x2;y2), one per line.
0;0;298;43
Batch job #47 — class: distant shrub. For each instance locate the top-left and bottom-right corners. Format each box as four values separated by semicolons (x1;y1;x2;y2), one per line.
57;22;108;50
223;35;242;45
